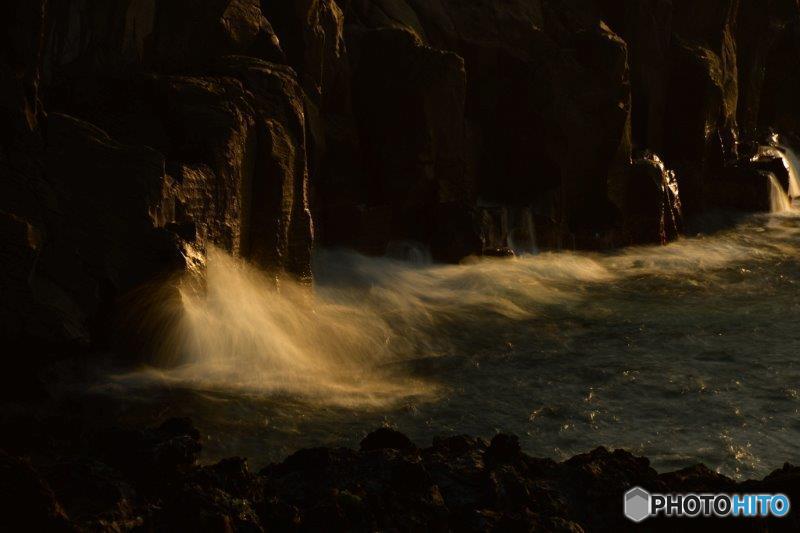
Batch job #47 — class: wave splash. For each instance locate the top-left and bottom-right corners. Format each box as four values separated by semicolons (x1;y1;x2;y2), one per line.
117;207;800;406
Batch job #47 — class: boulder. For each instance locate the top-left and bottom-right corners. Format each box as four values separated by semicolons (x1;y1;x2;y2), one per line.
43;459;138;529
360;428;417;452
609;153;683;245
0;451;72;532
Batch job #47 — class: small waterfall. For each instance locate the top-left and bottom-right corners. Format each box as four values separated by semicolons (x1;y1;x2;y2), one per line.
476;204;540;255
780;145;800;198
385;241;432;265
508;208;538;255
769;174;792;213
764;135;800;198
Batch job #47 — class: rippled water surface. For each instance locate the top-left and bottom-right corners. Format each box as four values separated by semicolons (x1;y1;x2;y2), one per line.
99;209;800;479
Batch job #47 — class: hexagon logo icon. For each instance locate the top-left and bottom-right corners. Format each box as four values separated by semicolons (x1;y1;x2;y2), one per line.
624;487;651;523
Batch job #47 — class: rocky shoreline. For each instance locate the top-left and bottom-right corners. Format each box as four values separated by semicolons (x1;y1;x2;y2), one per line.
5;0;800;353
2;418;798;532
3;2;800;531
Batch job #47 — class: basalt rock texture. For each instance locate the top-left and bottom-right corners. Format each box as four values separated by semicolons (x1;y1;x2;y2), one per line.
3;0;800;352
2;422;799;532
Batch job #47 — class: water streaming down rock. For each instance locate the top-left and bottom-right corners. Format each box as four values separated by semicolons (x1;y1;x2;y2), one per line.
477;205;541;255
508;208;538;255
777;141;800;198
769;174;793;212
760;135;800;198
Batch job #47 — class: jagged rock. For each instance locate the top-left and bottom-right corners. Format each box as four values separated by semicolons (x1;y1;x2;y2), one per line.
707;166;777;212
735;0;800;142
760;18;800;139
598;0;673;152
0;450;72;532
43;459;139;530
43;113;183;342
485;434;523;466
750;153;792;192
3;421;800;531
657;463;737;493
263;0;350;112
417;1;631;246
481;247;516;258
347;26;471;255
207;56;314;278
89;417;202;494
151;484;264;532
42;0;283;78
665;1;740;213
0;0;46;161
153;0;284;70
598;0;740;215
610;153;683;245
346;0;431;42
360;427;416;452
153;75;258;258
1;109;183;351
190;457;263;500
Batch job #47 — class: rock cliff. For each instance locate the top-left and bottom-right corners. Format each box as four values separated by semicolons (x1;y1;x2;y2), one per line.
3;0;800;350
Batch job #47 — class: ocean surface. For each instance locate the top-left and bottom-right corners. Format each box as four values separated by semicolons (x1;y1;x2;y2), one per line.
96;208;800;480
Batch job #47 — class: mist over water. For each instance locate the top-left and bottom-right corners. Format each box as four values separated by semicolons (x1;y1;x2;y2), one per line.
108;206;800;480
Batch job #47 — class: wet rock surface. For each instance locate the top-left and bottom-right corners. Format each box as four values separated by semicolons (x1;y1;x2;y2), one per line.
2;421;799;532
4;0;800;354
3;4;800;530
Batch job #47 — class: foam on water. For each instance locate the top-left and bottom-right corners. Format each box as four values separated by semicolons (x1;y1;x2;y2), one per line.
119;206;798;403
109;208;800;478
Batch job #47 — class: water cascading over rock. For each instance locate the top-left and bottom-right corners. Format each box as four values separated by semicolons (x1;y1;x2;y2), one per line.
477;205;541;257
769;174;793;213
765;134;800;199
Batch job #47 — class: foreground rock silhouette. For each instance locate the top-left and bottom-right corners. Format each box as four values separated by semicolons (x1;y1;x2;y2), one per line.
2;421;798;532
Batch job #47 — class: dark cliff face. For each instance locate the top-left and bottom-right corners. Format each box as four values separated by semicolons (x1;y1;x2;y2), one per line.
2;0;800;351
